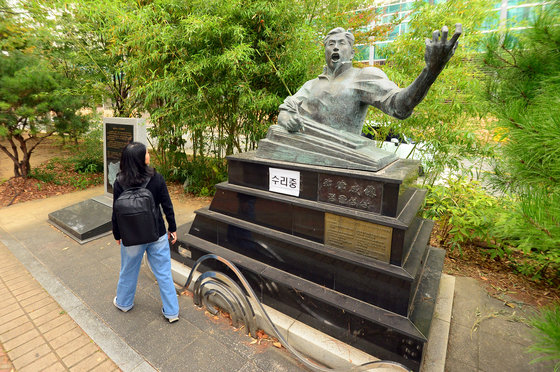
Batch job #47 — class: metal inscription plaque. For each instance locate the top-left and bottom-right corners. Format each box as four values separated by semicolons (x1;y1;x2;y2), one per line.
318;174;382;213
324;213;392;262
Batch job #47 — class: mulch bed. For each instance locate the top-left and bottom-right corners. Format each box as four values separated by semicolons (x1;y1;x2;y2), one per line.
0;177;77;208
430;223;560;308
0;158;103;208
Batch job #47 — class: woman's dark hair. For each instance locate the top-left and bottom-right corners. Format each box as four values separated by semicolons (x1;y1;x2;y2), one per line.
117;142;154;187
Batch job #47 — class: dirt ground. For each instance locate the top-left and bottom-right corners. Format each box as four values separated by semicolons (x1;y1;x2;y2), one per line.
1;136;558;310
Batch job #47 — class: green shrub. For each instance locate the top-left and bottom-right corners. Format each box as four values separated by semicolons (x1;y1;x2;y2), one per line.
73;158;103;174
529;302;560;371
29;157;102;190
422;176;504;254
422;176;560;284
30;125;103;188
481;2;560;283
29;167;56;184
66;125;104;175
154;150;190;183
492;190;560;283
152;152;227;196
182;157;227;196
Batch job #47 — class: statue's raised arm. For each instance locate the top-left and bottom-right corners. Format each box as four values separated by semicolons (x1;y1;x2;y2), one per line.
394;24;462;118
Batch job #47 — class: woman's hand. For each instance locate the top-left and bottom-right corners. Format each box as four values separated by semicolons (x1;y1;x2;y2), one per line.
168;231;177;244
116;239;121;245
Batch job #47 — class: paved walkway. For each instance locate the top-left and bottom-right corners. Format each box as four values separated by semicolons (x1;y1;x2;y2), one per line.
0;242;119;371
445;276;554;372
0;187;306;372
0;186;556;371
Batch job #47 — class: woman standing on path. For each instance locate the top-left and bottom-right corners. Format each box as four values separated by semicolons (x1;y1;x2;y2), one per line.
111;142;180;323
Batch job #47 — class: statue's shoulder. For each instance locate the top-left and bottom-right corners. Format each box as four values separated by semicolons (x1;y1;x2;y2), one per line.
292;77;320;96
357;66;390;80
302;77;320;86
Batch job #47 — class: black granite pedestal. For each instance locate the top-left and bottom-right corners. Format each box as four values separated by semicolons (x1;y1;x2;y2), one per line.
48;196;113;244
174;152;443;371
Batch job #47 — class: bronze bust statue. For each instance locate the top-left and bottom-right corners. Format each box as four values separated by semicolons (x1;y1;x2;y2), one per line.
256;25;462;171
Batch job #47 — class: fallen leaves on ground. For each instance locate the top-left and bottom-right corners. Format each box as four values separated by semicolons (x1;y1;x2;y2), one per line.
0;177;77;208
199;306;283;350
430;222;560;309
249;329;282;348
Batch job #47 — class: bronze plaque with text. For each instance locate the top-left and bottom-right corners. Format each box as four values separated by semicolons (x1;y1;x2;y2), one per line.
318;174;382;213
324;213;392;262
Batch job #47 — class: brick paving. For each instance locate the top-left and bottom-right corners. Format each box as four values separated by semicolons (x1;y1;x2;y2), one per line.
0;243;120;372
0;343;14;372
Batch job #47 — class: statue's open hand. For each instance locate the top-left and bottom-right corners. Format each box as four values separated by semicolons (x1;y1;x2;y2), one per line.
425;24;462;74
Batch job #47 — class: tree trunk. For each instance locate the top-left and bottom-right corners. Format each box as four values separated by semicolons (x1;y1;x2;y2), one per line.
14;134;30;178
20;155;31;178
13;162;21;178
0;136;22;178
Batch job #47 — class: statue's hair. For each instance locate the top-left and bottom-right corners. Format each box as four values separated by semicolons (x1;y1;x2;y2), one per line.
324;27;355;46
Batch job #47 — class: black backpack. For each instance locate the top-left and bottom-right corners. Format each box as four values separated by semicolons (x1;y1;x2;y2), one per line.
114;178;160;246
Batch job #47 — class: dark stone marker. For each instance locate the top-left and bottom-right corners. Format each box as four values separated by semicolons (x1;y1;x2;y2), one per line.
176;153;443;372
102;117;147;197
105;123;134;194
48;118;147;243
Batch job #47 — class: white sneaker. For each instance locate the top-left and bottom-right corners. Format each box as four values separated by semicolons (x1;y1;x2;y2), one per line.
113;297;129;312
167;316;179;323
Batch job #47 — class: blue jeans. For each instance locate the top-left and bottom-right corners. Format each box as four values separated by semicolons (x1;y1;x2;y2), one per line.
115;234;179;319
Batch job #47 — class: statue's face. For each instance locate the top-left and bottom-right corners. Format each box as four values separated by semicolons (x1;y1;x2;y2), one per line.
324;33;354;71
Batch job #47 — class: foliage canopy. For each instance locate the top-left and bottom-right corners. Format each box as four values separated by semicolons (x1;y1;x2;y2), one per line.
366;0;493;185
0;0;90;178
58;0;391;188
481;1;560;279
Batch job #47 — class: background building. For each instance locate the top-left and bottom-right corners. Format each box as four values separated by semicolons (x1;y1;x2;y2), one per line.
357;0;549;65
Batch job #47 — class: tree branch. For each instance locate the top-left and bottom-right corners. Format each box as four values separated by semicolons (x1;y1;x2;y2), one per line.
523;212;553;238
0;143;17;161
8;136;19;162
28;132;55;154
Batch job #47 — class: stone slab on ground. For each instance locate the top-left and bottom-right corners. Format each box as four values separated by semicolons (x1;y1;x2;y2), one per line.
48;198;113;243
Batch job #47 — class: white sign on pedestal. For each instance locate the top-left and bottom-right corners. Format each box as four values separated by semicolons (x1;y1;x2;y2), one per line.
269;168;300;197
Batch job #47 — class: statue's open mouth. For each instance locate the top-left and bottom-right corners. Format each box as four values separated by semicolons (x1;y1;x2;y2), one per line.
331;53;340;62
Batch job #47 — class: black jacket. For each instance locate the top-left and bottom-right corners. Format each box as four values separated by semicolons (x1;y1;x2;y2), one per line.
111;171;177;241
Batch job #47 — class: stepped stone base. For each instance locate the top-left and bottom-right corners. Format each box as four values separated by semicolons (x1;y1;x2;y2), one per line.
176;151;442;371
